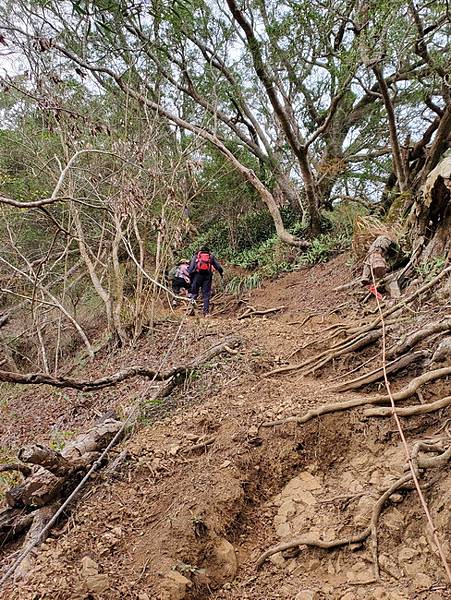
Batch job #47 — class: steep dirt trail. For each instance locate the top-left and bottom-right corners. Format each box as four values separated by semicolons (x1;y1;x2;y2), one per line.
1;255;450;600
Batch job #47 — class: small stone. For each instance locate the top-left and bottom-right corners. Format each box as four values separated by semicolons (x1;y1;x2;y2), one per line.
220;460;231;468
413;573;433;589
389;492;403;504
248;426;259;437
278;499;296;519
354;496;374;527
418;536;428;547
161;571;192;600
379;554;403;579
340;593;356;600
81;556;98;577
398;547;418;562
169;445;180;456
276;522;291;538
404;559;426;575
293;489;316;505
372;587;388;599
86;574;109;593
295;590;318;600
305;558;321;572
185;433;198;441
322;584;334;595
269;552;285;567
272;493;283;506
349;542;364;552
138;594;150;600
210;538;237;583
298;472;322;490
383;507;404;531
274;514;287;527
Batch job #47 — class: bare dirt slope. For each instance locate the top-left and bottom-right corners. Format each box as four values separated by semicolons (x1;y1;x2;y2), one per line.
1;254;450;600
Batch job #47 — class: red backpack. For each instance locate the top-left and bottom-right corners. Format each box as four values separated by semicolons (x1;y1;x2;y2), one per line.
196;251;211;272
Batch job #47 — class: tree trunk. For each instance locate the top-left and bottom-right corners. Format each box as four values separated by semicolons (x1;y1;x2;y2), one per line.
406;156;451;262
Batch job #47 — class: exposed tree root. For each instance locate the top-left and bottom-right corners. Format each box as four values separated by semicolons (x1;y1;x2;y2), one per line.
262;396;391;428
267;330;382;377
264;366;451;428
366;366;451;403
258;434;451;575
365;395;451;418
331;350;427;392
256;473;413;571
387;317;451;359
345;265;451;337
0;335;241;391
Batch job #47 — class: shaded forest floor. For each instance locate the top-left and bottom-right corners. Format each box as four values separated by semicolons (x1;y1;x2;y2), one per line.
1;255;450;600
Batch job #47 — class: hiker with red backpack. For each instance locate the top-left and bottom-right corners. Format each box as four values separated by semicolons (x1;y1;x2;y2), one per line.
188;247;224;316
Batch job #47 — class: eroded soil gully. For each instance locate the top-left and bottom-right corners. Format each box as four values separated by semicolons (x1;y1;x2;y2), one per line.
195;411;450;600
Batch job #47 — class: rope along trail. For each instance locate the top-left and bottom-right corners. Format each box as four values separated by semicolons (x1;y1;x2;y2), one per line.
371;266;451;584
0;310;189;588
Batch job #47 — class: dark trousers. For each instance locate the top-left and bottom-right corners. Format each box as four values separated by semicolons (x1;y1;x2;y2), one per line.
172;277;190;295
189;272;212;314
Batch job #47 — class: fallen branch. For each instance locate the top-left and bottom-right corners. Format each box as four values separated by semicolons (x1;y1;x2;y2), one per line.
0;335;241;392
365;395;451;418
181;436;216;455
238;306;285;320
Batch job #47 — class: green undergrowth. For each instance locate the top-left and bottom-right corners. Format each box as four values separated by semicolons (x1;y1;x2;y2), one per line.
225;231;350;293
186;202;364;295
415;254;447;281
0;447;19;500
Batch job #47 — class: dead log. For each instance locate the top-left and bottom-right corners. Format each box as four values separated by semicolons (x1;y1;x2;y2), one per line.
6;419;122;509
1;337;241;549
0;506;34;540
18;445;71;477
361;235;393;285
14;504;59;580
6;469;64;509
60;419;123;460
